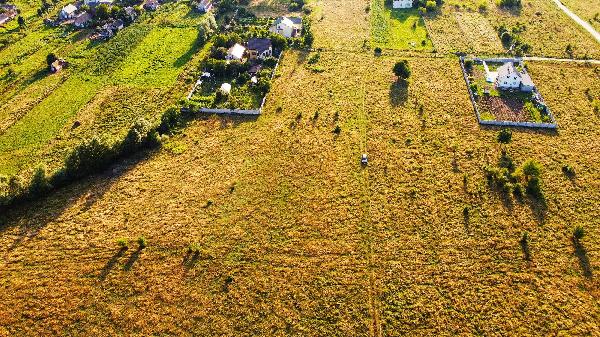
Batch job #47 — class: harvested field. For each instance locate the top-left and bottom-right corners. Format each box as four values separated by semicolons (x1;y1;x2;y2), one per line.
311;0;370;50
1;50;599;335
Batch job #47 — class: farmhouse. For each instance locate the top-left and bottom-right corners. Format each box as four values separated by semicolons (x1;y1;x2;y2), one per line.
495;62;536;92
60;4;78;20
247;38;272;60
226;43;246;61
195;0;212;13
393;0;413;8
73;11;92;28
270;16;302;38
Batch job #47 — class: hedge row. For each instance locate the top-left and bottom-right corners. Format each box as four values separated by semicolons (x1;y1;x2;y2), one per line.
0;107;186;211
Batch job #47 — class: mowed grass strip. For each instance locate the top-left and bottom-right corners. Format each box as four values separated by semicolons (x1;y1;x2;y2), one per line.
371;0;433;51
113;27;200;88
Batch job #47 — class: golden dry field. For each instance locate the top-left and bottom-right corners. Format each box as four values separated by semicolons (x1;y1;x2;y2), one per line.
425;0;600;58
560;0;600;32
1;49;600;335
1;0;600;335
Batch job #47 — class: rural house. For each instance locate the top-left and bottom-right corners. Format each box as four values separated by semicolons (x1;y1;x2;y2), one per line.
495;62;535;92
59;4;78;20
97;19;123;39
393;0;413;8
144;0;159;11
195;0;212;13
270;16;302;38
247;38;272;60
226;43;246;61
0;4;17;25
73;11;92;28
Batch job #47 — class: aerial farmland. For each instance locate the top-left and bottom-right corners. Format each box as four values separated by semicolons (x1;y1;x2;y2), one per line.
0;0;599;335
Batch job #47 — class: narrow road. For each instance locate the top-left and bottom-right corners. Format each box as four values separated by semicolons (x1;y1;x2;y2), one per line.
551;0;600;44
523;56;600;64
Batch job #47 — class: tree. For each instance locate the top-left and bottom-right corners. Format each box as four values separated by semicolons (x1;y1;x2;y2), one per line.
96;4;110;21
46;53;57;67
393;60;411;81
497;128;512;144
425;0;437;12
17;16;25;28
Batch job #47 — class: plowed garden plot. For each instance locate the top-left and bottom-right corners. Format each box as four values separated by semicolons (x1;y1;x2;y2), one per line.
478;96;529;122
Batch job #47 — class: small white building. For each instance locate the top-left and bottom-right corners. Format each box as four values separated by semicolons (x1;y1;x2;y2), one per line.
226;43;246;61
220;83;232;95
393;0;413;9
495;62;536;92
270;16;302;38
59;4;78;20
196;0;212;13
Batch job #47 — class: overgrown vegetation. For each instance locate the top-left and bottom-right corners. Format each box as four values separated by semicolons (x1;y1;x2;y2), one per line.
485;151;545;203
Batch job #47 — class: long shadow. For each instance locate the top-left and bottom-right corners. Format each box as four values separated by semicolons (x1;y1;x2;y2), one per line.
573;237;592;278
479;124;559;137
390;80;409;107
99;247;128;281
520;236;531;261
0;149;156;251
123;246;143;271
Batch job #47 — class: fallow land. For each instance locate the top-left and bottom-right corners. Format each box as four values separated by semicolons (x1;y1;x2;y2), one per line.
1;0;599;335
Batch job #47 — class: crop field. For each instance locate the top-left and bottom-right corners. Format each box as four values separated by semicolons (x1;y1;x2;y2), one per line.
425;0;600;58
561;0;600;32
0;3;209;176
370;0;433;51
1;47;599;335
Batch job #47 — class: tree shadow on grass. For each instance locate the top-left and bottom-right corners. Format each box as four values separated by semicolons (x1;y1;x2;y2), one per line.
573;237;592;278
0;149;156;252
99;246;128;281
390;80;409;107
123;246;144;271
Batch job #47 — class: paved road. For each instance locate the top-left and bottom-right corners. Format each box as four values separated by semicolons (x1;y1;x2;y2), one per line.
552;0;600;44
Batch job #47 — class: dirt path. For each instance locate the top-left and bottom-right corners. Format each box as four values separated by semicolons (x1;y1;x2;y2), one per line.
552;0;600;44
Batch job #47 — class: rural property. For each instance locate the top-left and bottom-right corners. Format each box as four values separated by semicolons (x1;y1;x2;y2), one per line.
1;0;599;335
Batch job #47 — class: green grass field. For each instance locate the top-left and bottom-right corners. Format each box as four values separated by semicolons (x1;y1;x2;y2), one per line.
0;3;210;176
371;0;433;51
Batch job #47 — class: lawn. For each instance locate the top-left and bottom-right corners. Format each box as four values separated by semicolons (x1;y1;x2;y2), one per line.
1;50;599;335
370;0;433;51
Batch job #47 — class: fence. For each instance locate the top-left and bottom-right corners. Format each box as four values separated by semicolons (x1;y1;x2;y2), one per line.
459;56;558;129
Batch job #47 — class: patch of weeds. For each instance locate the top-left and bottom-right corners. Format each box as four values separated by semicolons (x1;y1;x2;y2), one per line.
573;226;585;241
333;125;341;135
562;164;575;179
497;128;512;144
137;236;147;249
116;238;129;249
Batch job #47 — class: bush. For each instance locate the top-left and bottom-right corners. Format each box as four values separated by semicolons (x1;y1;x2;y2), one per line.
573;226;585;241
28;165;52;197
562;164;575;178
121;118;153;155
425;0;437;12
497;128;512;143
64;136;116;179
46;53;57;67
137;236;147;248
393;60;411;80
521;159;541;178
374;47;382;55
464;59;473;73
159;107;183;134
499;0;520;8
333;125;341;134
526;176;543;199
117;238;129;248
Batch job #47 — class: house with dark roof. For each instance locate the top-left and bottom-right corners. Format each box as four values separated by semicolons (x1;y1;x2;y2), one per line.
0;4;18;26
247;38;272;60
144;0;159;11
73;11;92;28
195;0;212;13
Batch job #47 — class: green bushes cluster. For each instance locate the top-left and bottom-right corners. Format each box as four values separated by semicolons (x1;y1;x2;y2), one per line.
497;24;531;56
0;106;188;211
485;152;544;202
498;0;520;8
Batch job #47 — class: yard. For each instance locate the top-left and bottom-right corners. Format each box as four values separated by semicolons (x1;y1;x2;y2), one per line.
371;0;433;51
465;60;552;123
